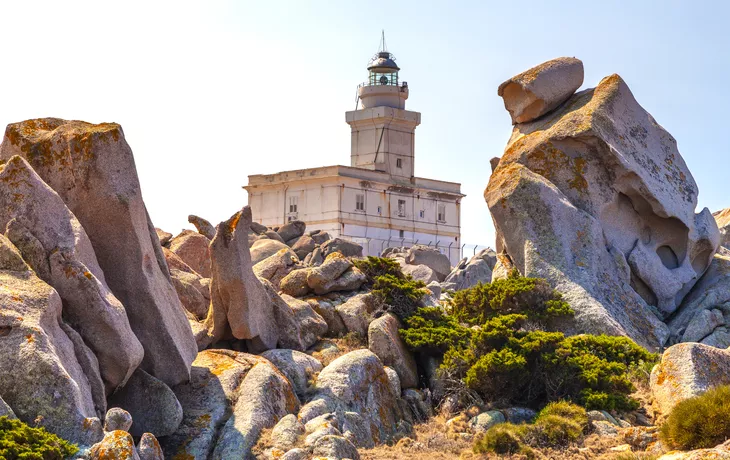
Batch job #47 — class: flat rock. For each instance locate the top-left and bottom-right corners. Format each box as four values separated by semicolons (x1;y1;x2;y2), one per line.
498;57;584;124
1;119;197;386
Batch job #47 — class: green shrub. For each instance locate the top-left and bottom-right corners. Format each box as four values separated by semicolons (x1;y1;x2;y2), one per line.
526;414;583;447
660;385;730;450
536;400;588;429
0;416;78;460
473;423;533;457
353;256;403;284
400;307;471;354
353;256;427;321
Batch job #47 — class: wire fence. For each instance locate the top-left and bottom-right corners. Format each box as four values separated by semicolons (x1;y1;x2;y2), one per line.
342;235;492;266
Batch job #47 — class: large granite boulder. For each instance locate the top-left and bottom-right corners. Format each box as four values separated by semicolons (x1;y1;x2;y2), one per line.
0;234;103;445
164;350;298;460
336;293;380;336
206;207;279;349
486;61;719;349
405;245;452;281
368;313;419;389
298;350;405;445
714;208;730;249
1;118;197;386
169;269;210;320
498;57;584;124
650;342;730;416
260;349;323;399
276;220;306;242
321;238;363;258
253;247;300;290
250;238;290;265
168;230;211;278
0;156;143;394
275;294;329;351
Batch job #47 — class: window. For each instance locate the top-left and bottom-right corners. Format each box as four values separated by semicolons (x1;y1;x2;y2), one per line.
377;206;382;215
289;196;298;213
397;199;406;217
419;210;425;219
396;158;403;169
355;193;365;212
399;230;405;238
437;203;446;222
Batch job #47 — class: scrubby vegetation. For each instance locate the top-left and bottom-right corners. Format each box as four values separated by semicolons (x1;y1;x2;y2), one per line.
0;416;78;460
354;256;427;320
660;384;730;450
473;401;588;456
401;271;657;411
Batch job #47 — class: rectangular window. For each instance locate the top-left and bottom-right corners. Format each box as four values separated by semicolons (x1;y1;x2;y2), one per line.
397;199;406;217
399;229;404;238
355;193;365;212
396;158;403;169
289;196;298;213
419;210;425;219
377;206;382;215
437;203;446;222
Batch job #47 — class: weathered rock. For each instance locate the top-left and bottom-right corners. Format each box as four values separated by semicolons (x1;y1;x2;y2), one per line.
592;420;619;437
250;221;268;235
104;408;133;432
270;414;304;451
682;308;724;343
403;389;432;423
342;411;375;448
336;293;380;336
368;313;419;389
90;431;140;460
657;440;730;459
137;433;164;460
469;411;505;433
0;234;103;445
0;156;144;394
211;354;299;459
290;234;317;259
307;298;348;337
163;350;298;460
405;245;452;281
427;281;442;298
277;220;306;242
307;252;353;294
498;57;584;124
305;424;342;447
170;269;210;320
280;268;312;297
487;67;720;349
168;230;212;278
321;238;363;258
162;246;198;275
0;396;16;419
305;412;340;434
442;248;497;292
253;247;300;290
155;228;173;246
281;448;308;460
309;246;324;266
265;230;285;243
311;230;331;245
312;435;360;460
107;368;183;437
1;119;197;386
274;294;329;351
714;208;730;249
261;349;323;398
315;267;367;295
299;350;404;445
306;340;342;366
206;207;279;349
650;342;730;415
502;407;536;424
188;214;216;240
401;263;440;284
250;238;290;265
384;367;402;398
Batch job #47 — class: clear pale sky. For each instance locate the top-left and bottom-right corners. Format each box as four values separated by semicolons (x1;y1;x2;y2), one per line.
1;1;728;250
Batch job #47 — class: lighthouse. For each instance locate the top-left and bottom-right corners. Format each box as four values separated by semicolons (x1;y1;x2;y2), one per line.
245;34;463;264
346;36;420;180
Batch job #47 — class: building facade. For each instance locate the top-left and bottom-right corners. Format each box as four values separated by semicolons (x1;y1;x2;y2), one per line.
245;41;464;264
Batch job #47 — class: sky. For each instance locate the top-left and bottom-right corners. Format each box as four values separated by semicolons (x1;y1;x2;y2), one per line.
1;1;728;250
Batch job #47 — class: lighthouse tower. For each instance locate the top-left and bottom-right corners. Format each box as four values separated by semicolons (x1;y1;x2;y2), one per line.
346;34;421;181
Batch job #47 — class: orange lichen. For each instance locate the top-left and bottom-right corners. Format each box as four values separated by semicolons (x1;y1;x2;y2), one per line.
25;334;34;343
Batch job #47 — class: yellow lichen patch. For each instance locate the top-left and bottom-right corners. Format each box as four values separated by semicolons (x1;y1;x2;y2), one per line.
83;271;93;280
25;334;34;343
227;211;242;234
568;157;588;193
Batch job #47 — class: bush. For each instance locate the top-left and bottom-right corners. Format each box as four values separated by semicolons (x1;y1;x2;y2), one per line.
536;400;588;429
473;423;533;457
660;385;730;450
0;416;78;460
401;273;656;411
353;256;427;320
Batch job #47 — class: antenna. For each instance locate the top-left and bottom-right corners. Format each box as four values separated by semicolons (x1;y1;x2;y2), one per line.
379;30;387;52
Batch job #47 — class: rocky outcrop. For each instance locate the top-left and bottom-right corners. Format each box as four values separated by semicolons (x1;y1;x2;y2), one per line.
253;247;300;290
298;350;406;445
0;156;143;394
164;350;298;460
168;230;211;278
206;207;279;349
169;269;210;320
321;238;363;258
260;349;323;399
405;245;452;281
498;57;584;124
486;60;719;349
713;208;730;249
277;220;306;242
1;118;197;386
275;294;329;351
250;238;290;265
442;248;497;292
90;408;163;460
0;234;103;445
650;342;730;416
188;214;216;240
336;293;380;336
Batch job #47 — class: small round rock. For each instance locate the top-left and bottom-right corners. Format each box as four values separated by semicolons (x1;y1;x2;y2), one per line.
104;407;133;432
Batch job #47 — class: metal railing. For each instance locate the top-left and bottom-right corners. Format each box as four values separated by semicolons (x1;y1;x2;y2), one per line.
341;234;492;266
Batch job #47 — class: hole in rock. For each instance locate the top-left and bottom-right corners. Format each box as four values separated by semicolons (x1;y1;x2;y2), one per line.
657;245;679;269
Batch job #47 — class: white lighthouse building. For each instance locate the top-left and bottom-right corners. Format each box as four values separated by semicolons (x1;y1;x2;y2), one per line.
244;38;464;263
